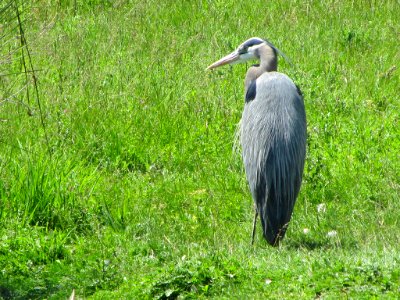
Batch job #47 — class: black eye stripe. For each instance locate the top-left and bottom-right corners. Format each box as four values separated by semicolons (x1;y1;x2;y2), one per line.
241;38;264;49
238;38;264;54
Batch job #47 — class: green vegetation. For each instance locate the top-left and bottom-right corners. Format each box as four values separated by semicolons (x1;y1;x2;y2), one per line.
1;0;399;298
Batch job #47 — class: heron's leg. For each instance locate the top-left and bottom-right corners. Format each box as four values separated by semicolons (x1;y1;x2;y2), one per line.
251;210;258;245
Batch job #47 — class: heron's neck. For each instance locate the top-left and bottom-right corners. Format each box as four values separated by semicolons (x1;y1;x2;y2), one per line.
244;45;277;91
259;45;277;72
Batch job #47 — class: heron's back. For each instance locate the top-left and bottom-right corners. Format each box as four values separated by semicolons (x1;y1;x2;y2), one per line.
240;72;306;245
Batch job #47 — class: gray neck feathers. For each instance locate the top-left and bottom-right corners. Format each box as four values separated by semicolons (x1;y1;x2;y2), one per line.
244;45;277;92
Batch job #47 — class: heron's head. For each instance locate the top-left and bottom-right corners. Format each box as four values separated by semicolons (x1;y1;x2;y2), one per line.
207;37;268;70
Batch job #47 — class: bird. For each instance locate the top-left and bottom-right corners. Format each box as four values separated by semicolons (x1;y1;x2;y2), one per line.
207;37;306;246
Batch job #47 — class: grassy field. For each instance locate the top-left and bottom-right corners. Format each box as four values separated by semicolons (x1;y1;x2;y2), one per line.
0;0;399;298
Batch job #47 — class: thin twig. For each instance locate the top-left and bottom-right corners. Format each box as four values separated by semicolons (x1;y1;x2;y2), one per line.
15;2;51;156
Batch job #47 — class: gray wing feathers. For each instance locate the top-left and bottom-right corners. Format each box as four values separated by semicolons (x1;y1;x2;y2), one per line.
240;73;306;245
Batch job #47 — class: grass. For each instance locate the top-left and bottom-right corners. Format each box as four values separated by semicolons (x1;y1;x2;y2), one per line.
0;0;399;298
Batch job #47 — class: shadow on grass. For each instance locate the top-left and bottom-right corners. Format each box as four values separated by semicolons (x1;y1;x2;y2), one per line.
0;284;53;300
286;239;332;250
285;237;358;251
0;285;12;300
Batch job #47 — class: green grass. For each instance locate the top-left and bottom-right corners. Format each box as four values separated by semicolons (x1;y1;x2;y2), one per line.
0;0;399;298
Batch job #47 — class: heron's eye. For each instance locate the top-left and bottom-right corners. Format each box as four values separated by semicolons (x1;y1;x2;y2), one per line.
238;47;248;54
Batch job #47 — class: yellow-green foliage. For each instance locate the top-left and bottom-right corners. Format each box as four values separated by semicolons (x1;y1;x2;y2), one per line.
0;0;399;298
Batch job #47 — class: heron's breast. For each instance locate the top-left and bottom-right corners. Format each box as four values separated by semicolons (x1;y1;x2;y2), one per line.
242;72;305;141
255;73;296;101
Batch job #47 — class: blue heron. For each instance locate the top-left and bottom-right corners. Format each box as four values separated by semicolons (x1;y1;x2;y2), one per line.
207;37;307;246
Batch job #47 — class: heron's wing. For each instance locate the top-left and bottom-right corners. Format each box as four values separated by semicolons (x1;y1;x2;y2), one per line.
240;73;306;245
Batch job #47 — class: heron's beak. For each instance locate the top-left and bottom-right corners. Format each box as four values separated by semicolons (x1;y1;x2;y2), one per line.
206;51;240;70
